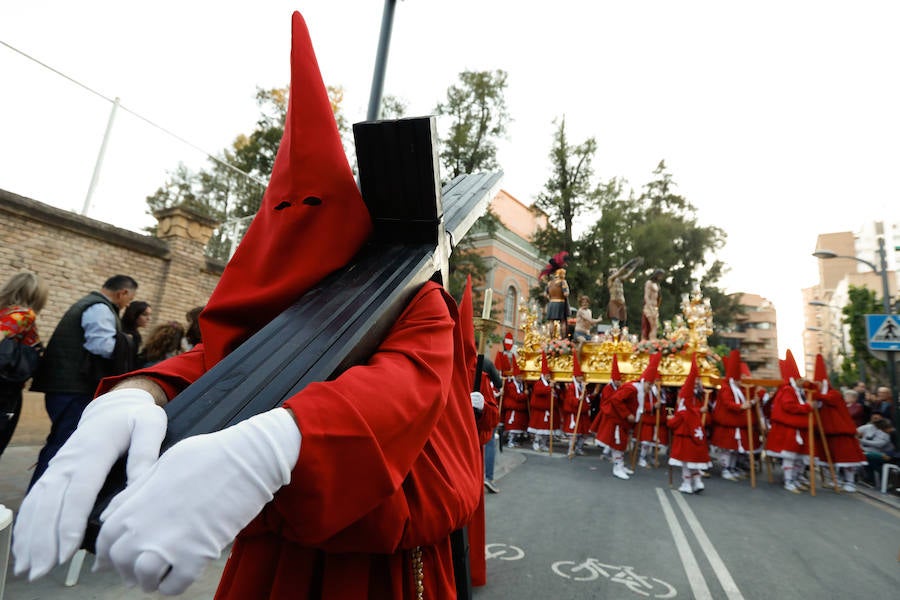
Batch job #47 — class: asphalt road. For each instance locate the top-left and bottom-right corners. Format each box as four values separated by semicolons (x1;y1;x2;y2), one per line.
476;446;900;600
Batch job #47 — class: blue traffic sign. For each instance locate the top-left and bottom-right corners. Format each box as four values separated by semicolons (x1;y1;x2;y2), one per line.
865;314;900;351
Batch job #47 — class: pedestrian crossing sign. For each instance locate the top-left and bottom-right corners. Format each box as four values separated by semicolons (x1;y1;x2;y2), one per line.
866;314;900;351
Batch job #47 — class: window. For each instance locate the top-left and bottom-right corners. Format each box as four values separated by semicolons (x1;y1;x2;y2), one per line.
504;286;517;326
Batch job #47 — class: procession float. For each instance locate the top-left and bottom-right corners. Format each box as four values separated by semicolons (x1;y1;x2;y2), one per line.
511;287;721;387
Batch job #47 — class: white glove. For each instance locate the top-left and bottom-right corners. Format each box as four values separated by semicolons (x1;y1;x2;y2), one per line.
14;388;167;580
95;408;301;596
471;391;485;411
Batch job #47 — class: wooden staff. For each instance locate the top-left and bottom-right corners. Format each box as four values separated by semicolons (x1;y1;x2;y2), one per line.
653;395;662;468
807;391;816;496
630;416;644;472
754;392;774;484
700;389;712;427
549;383;556;457
666;406;675;487
811;398;840;493
742;385;757;489
567;382;588;460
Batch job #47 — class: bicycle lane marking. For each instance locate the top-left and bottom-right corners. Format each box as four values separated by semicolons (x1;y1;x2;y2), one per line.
655;487;713;600
669;490;745;600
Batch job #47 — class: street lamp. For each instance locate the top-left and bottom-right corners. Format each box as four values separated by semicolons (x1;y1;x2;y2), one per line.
807;300;847;361
813;236;898;432
806;326;844;375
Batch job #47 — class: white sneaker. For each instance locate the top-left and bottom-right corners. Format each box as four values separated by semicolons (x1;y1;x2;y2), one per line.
722;469;739;481
842;483;856;493
678;482;693;494
692;476;705;493
613;465;631;480
638;458;649;468
532;441;541;452
575;448;585;456
624;466;635;475
784;482;801;494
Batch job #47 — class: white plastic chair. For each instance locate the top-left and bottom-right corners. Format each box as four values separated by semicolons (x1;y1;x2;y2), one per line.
881;463;900;494
0;504;13;599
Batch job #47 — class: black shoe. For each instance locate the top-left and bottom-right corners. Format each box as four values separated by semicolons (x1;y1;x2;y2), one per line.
484;479;500;494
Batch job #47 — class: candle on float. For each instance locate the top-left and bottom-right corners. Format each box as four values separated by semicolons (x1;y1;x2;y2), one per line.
482;288;493;319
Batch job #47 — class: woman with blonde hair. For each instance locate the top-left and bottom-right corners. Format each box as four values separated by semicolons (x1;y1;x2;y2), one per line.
0;271;49;456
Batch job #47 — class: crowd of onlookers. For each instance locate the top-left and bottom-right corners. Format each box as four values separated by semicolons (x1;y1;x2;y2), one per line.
0;270;205;467
844;381;899;487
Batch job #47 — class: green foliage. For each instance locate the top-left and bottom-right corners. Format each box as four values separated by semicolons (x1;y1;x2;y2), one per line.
435;70;510;295
434;70;509;180
531;151;738;336
532;118;597;253
840;285;887;386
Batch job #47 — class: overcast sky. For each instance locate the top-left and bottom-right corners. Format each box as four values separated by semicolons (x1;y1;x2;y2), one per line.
3;1;899;372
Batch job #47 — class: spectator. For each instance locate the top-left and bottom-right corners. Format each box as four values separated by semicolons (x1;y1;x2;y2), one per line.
844;389;866;428
29;275;137;487
857;417;898;485
139;321;186;367
0;272;48;456
121;301;152;369
181;305;204;352
852;380;872;423
873;386;894;421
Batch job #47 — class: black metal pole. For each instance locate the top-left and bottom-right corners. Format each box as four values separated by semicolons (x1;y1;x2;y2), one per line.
367;0;397;121
876;237;899;433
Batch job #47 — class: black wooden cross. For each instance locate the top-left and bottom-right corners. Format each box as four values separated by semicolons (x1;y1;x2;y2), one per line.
83;117;501;580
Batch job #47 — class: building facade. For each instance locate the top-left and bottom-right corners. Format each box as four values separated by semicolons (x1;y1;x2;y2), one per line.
719;292;779;380
467;190;548;357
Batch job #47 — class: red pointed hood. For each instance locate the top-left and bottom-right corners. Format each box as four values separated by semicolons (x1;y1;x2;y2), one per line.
511;356;522;377
642;352;662;382
725;349;742;380
610;353;621;381
503;332;514;351
198;12;372;365
541;351;551;377
572;350;584;378
782;350;801;382
459;274;477;377
679;354;699;402
813;354;828;383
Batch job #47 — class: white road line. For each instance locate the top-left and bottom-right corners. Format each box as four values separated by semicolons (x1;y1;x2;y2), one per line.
655;487;713;600
670;490;745;600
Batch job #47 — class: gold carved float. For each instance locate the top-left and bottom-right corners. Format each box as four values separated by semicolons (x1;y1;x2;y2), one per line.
516;288;720;388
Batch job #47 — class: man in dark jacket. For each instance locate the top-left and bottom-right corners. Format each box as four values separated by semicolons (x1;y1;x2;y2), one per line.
29;274;137;487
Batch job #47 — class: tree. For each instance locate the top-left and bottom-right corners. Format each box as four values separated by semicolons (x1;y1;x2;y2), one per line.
531;155;739;338
434;70;509;180
434;70;510;300
532;117;598;255
840;285;886;386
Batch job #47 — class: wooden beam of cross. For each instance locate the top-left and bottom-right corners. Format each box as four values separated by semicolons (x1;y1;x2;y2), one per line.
83;116;502;551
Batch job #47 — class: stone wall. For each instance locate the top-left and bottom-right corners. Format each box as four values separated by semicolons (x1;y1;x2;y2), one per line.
0;189;225;339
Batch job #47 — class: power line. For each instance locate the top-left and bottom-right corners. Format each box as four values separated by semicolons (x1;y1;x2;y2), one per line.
0;39;268;188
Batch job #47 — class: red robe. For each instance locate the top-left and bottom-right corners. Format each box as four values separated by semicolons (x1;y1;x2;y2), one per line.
100;283;482;599
527;378;556;434
493;350;514;377
561;381;590;434
709;379;762;452
815;388;866;466
589;382;618;434
765;383;814;456
636;389;668;446
501;379;529;433
667;396;711;466
595;382;639;451
470;372;499;587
